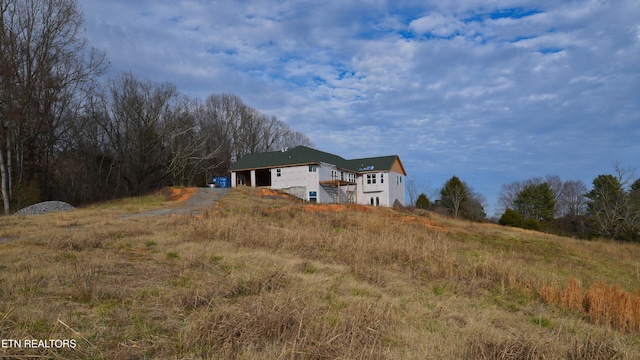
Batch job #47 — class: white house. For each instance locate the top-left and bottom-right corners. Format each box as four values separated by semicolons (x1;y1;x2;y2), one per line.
229;146;406;207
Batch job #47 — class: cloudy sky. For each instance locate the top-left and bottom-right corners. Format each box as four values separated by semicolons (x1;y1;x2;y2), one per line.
80;0;640;215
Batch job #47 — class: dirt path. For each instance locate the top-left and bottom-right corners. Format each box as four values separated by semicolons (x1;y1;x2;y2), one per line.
121;187;229;218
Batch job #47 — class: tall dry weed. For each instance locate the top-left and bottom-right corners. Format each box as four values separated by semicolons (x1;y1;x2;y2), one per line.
539;284;560;306
584;282;637;333
561;277;583;313
541;278;640;334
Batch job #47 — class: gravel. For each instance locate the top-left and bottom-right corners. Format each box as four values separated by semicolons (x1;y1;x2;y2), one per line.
12;188;226;218
120;187;229;219
14;201;76;216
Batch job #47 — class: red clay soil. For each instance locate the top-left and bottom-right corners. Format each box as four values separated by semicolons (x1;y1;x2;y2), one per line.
259;188;292;198
265;201;447;231
399;216;447;231
169;187;197;202
307;204;446;231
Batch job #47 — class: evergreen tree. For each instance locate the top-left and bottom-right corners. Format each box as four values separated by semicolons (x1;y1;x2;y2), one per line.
499;208;524;227
440;176;467;218
513;183;556;222
585;174;626;239
415;193;430;210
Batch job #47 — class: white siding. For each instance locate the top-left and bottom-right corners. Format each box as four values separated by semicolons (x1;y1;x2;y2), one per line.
231;158;405;207
351;171;405;207
388;172;405;206
357;172;384;206
270;165;319;202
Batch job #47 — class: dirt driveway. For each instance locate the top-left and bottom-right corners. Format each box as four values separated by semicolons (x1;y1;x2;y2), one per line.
121;187;229;218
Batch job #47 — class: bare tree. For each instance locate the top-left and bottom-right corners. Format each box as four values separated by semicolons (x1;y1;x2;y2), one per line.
0;0;106;213
406;179;420;207
165;98;224;186
275;126;314;150
196;93;312;174
462;184;487;222
497;180;525;214
557;180;588;217
92;72;180;195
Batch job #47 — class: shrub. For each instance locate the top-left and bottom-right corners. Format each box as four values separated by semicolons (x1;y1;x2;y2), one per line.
416;193;430;210
523;218;541;231
499;208;523;227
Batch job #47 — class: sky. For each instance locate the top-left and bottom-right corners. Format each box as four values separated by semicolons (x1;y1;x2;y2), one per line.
79;0;640;216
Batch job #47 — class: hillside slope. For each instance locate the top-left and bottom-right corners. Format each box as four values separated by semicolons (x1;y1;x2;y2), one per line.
0;187;639;359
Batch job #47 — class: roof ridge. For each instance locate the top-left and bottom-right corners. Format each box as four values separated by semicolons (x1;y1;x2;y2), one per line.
230;146;404;174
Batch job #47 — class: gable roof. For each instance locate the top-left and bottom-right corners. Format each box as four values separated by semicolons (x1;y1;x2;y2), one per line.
344;156;405;175
230;146;346;171
230;146;406;175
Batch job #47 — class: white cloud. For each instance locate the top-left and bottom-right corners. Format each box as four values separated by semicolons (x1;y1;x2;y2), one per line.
409;13;462;37
511;32;581;51
523;93;557;102
79;0;640;213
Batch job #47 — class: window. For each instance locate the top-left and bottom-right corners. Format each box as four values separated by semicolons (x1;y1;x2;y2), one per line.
309;165;317;172
276;169;281;177
380;173;384;184
367;174;377;184
397;175;402;185
309;191;317;203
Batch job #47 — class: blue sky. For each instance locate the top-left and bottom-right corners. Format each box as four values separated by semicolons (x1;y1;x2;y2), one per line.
80;0;640;216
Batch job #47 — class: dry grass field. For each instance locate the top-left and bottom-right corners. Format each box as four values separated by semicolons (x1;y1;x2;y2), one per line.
1;187;639;359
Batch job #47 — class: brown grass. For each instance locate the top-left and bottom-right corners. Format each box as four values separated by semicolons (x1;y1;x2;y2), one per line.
540;277;640;334
0;186;639;359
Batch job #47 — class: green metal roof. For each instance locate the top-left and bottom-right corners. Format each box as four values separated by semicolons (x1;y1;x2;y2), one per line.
230;146;405;174
345;156;399;173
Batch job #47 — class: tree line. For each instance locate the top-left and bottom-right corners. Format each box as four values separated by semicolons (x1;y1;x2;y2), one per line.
496;164;640;241
409;175;487;222
0;0;311;214
408;163;640;242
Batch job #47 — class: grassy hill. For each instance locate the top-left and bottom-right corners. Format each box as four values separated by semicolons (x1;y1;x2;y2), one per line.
1;187;639;359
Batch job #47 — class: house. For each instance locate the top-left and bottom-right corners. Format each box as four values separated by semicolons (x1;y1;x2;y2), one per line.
229;146;406;207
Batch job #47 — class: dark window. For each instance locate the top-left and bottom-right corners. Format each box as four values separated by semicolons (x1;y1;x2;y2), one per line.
367;174;377;184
